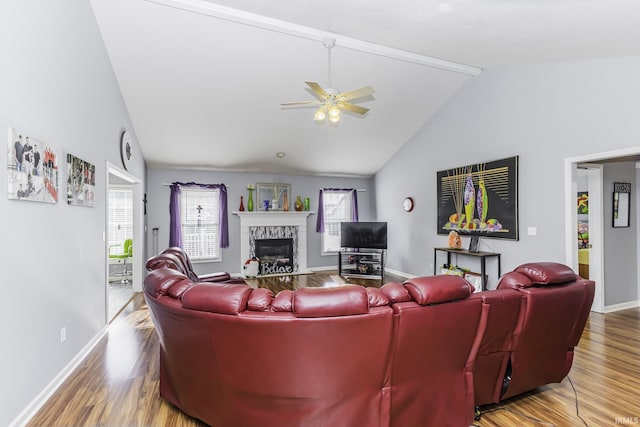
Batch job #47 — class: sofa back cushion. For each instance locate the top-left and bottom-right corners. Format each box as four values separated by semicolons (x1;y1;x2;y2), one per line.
514;262;577;286
380;282;412;303
387;295;486;427
403;275;473;305
182;283;251;315
144;268;191;298
502;282;590;399
293;285;369;318
145;252;191;277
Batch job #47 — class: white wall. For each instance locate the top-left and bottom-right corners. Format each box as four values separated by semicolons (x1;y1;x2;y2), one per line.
376;56;640;291
146;168;375;274
0;1;145;426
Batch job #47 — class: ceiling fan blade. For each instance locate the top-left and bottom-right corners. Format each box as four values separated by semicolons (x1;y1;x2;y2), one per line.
305;81;330;99
340;102;369;115
281;101;322;106
337;86;375;102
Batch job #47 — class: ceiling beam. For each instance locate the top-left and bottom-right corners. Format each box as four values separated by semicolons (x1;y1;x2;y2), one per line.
145;0;483;76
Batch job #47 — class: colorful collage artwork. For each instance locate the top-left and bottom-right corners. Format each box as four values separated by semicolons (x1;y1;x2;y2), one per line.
7;128;59;203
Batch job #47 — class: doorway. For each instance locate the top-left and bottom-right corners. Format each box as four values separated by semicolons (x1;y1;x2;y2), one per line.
565;147;640;313
106;162;143;322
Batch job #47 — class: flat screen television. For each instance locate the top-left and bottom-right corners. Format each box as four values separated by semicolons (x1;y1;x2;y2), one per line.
340;222;387;250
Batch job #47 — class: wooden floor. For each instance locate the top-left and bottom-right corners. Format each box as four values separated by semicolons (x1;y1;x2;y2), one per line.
27;272;640;427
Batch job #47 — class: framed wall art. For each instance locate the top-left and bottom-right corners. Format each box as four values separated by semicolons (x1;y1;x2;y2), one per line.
612;182;631;228
256;182;291;211
66;153;96;206
437;156;519;240
7;127;59;203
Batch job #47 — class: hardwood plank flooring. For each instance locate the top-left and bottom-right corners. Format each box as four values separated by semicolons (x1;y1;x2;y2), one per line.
27;272;640;427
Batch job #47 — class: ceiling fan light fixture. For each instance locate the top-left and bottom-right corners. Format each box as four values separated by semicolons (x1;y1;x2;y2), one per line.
313;106;327;122
327;103;340;118
328;111;341;124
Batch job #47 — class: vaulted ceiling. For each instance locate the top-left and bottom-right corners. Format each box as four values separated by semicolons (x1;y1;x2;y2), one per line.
90;0;640;176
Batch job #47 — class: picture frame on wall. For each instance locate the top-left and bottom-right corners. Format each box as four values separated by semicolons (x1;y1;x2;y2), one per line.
256;182;291;211
612;182;631;228
7;127;59;203
437;156;519;240
66;153;96;206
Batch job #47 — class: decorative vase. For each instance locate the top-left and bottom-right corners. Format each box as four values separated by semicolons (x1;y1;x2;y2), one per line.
239;196;245;211
263;200;270;211
247;189;254;211
271;199;279;210
283;192;289;211
294;195;303;211
304;197;310;211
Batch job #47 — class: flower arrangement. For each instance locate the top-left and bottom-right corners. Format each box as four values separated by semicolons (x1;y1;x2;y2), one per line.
247;184;255;190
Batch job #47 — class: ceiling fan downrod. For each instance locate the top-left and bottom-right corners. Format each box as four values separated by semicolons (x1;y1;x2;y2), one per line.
323;38;336;90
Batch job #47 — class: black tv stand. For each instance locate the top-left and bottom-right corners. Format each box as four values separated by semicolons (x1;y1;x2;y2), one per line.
339;248;385;281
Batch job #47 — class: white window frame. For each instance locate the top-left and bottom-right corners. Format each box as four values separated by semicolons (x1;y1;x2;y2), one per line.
180;187;221;262
321;190;353;255
107;186;132;254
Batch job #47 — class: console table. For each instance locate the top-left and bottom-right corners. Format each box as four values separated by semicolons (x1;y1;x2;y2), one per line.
433;247;501;291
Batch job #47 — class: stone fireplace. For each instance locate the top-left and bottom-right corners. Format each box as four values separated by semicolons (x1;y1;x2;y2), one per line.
235;211;313;275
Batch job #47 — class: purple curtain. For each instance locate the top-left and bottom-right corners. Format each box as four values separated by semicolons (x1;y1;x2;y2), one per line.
168;182;229;248
169;183;182;246
316;188;359;233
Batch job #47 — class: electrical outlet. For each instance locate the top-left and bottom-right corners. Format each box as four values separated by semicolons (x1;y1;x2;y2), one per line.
60;327;66;343
527;227;537;236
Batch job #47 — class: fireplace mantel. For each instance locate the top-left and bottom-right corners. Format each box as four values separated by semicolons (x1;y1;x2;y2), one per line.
233;211;313;227
233;211;314;275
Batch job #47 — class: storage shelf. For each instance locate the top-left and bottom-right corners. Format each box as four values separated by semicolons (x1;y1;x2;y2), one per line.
338;248;385;281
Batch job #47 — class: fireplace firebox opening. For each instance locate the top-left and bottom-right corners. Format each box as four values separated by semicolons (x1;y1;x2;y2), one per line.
255;238;294;275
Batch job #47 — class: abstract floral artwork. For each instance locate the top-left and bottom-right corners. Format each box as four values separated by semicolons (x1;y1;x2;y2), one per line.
437;156;519;240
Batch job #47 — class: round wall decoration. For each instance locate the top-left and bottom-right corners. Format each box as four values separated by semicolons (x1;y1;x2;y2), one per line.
120;130;132;170
403;197;414;212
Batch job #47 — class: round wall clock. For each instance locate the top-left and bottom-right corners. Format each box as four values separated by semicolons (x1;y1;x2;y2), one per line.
403;197;414;212
120;130;132;171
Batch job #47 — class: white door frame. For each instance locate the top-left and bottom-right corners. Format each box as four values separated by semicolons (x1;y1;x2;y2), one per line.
565;146;640;313
106;162;144;295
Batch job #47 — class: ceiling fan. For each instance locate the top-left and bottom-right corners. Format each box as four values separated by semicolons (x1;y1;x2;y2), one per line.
281;38;374;124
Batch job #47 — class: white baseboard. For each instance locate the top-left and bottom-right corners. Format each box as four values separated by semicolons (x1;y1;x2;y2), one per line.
604;300;640;313
9;326;108;427
384;267;415;280
309;265;335;272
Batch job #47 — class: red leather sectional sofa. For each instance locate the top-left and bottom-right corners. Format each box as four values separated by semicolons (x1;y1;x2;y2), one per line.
144;258;594;427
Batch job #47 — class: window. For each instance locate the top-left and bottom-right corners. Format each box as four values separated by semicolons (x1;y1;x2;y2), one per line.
180;187;221;261
321;190;353;254
107;187;132;251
